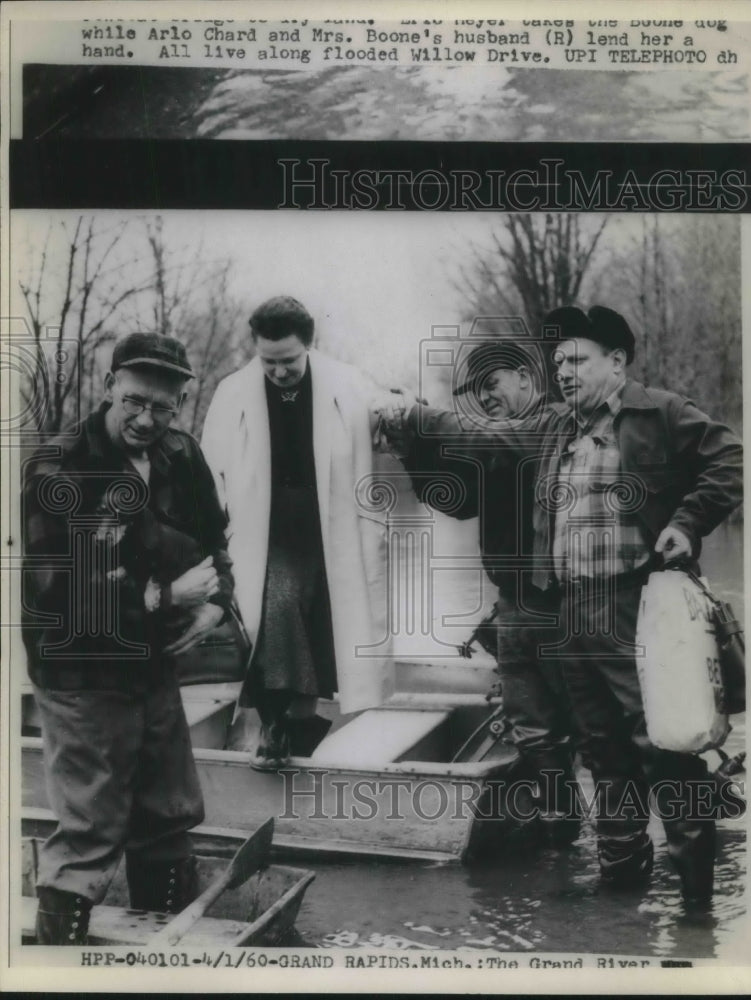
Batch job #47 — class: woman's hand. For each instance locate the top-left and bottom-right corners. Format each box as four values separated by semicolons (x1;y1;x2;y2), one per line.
170;555;219;609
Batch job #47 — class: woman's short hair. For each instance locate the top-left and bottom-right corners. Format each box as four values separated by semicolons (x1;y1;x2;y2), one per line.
249;296;315;346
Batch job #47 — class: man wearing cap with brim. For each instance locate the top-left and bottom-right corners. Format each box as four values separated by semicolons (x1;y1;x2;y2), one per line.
22;333;234;943
380;305;742;910
399;339;581;849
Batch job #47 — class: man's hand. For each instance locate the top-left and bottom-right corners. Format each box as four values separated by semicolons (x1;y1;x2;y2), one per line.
170;555;219;609
163;601;224;656
655;525;693;564
372;388;421;456
373;387;419;423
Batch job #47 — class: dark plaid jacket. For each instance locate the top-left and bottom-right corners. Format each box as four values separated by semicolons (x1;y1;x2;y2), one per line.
22;404;233;682
409;380;743;592
402;398;553;607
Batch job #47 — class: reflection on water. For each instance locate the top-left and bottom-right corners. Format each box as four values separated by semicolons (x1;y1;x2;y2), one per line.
194;66;749;141
294;791;745;958
294;516;746;959
292;677;745;959
23;65;749;141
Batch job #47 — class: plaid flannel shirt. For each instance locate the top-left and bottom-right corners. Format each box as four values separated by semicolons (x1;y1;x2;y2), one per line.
550;383;651;581
410;378;743;593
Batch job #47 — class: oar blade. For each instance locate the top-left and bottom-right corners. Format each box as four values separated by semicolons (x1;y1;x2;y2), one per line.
227;816;274;889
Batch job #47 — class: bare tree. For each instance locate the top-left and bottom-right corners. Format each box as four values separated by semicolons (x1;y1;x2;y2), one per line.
17;216;152;436
16;215;248;441
453;214;610;333
136;219;248;436
616;215;741;431
180;264;247;435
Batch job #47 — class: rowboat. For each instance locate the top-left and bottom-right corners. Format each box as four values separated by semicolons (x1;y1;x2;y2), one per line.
20;828;315;947
21;654;520;864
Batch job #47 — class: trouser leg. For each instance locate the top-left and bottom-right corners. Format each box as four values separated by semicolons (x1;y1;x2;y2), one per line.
559;579;716;898
32;685;143;906
124;674;204;912
496;600;580;845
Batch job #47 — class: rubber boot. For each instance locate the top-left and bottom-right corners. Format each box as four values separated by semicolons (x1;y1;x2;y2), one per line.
599;831;654;890
35;887;91;945
527;745;582;848
667;820;716;911
125;854;199;914
287;715;332;757
465;751;545;860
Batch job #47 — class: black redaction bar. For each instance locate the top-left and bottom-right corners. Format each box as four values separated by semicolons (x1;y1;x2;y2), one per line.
9;140;751;211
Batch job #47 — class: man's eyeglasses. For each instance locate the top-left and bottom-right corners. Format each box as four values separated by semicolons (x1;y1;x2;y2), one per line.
121;395;178;421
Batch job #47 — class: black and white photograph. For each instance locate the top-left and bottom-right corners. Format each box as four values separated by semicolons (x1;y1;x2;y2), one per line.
1;1;749;994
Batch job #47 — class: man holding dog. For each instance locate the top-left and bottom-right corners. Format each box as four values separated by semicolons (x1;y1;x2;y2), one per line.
22;333;233;943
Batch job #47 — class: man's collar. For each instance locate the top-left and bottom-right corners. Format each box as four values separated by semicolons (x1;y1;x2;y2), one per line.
82;404;114;460
574;377;626;430
150;430;182;475
619;378;660;410
603;380;626;416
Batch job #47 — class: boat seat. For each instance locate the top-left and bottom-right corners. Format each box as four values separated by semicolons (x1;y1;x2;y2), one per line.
310;708;450;767
180;683;242;750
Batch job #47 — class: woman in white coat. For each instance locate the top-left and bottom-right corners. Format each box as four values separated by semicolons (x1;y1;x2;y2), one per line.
201;297;392;768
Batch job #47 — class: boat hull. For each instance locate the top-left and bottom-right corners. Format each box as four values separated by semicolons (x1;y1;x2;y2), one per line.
21;658;517;863
21;832;314;947
23;734;517;863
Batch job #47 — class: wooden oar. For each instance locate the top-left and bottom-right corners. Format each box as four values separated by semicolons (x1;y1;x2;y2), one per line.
148;818;274;947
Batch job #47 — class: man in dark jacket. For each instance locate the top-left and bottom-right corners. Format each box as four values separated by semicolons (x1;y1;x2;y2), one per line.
400;341;580;847
383;306;743;908
22;333;234;943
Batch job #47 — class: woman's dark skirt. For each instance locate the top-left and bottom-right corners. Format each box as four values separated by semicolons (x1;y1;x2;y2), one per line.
243;486;337;705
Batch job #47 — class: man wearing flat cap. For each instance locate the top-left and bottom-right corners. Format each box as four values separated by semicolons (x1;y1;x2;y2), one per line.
381;305;742;909
22;333;233;943
399;340;580;849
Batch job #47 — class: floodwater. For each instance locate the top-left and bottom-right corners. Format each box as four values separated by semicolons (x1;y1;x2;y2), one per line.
23;64;749;141
19;57;748;963
289;724;746;960
289;520;746;960
191;66;749;142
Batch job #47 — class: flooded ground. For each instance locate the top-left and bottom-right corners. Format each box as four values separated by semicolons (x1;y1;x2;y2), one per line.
22;65;749;141
17;59;747;960
290;520;746;960
291;723;746;960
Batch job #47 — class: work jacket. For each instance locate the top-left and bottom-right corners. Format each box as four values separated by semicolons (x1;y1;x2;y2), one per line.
22;404;234;684
409;379;743;592
402;398;557;606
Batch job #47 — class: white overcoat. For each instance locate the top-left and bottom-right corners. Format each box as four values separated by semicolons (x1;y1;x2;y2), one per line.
201;349;393;714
